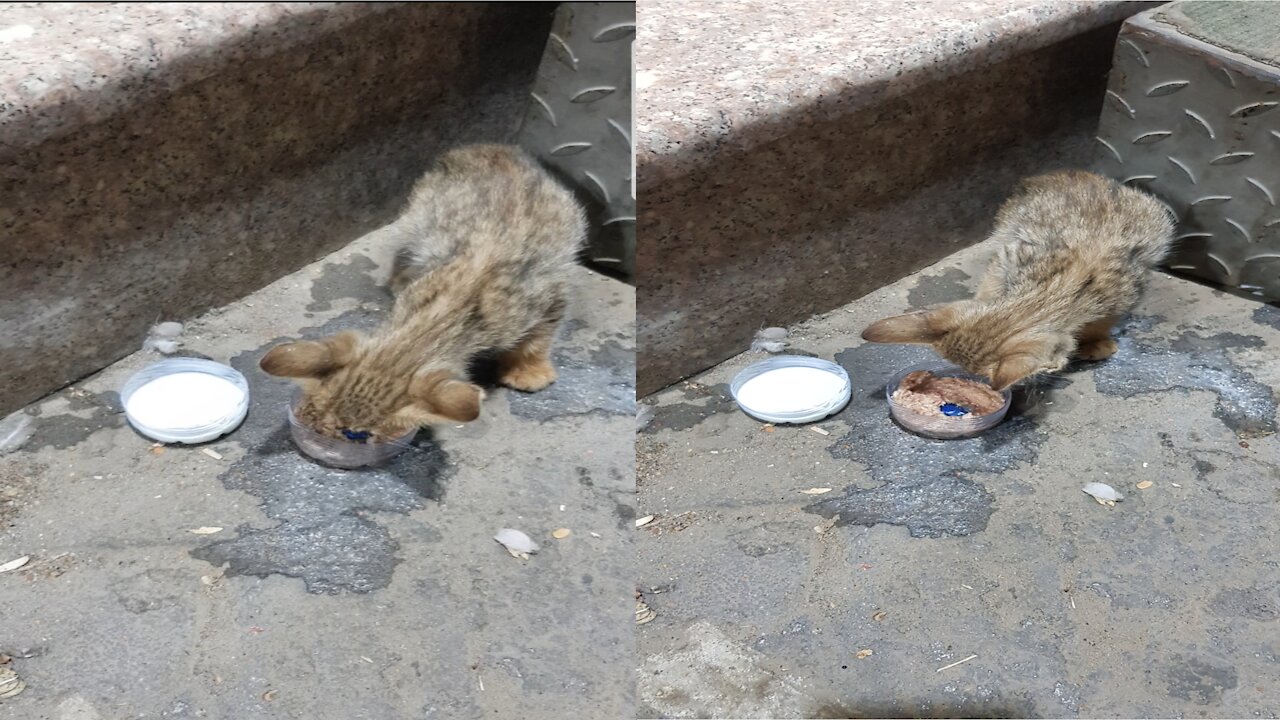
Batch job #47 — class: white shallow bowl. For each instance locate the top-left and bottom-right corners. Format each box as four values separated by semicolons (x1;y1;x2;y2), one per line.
730;356;852;424
121;359;249;444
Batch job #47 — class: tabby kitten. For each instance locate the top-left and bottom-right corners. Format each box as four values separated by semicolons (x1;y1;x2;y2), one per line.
260;144;586;441
861;170;1174;390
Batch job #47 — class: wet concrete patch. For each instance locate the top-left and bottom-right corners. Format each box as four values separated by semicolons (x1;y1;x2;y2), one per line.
805;342;1046;538
190;310;454;594
1169;331;1266;353
306;254;384;312
506;339;636;422
907;267;973;308
1165;655;1238;705
1253;304;1280;332
641;382;739;434
20;390;125;452
1094;318;1277;437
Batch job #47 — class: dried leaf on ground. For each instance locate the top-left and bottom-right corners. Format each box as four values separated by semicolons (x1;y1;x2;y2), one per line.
872;611;887;622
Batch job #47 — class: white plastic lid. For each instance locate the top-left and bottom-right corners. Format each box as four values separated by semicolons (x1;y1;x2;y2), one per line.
121;359;250;444
730;356;851;424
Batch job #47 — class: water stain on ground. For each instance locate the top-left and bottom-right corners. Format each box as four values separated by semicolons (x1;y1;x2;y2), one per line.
640;381;738;434
20;389;124;452
1252;304;1280;332
306;254;384;312
1093;318;1277;437
1165;655;1238;705
907;267;974;309
190;309;454;595
805;342;1048;538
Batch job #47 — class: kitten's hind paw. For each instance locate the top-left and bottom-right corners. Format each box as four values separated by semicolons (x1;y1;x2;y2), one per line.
500;362;558;392
1076;338;1118;361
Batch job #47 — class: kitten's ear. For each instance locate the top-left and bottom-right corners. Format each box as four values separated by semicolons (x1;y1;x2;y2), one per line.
861;306;962;345
405;369;484;424
260;331;362;378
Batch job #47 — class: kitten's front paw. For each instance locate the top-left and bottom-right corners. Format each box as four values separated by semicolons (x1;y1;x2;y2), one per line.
500;362;558;392
1076;339;1118;361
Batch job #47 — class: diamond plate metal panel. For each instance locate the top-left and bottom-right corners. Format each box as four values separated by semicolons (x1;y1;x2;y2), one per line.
519;2;635;280
1096;3;1280;302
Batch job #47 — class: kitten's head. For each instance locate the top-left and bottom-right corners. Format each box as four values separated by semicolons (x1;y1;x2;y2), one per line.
259;331;483;441
861;303;1074;391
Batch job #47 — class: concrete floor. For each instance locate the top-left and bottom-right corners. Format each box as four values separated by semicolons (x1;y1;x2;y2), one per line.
637;241;1280;718
0;226;635;719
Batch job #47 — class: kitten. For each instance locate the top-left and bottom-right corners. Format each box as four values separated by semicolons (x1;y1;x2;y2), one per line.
260;144;586;441
861;170;1174;390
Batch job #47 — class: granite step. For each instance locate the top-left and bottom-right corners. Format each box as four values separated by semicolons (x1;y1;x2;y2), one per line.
0;2;557;415
636;0;1159;396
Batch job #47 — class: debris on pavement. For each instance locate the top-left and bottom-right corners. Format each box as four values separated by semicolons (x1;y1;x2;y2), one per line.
872;611;887;622
494;528;540;559
0;556;30;574
936;654;978;672
552;528;572;539
813;517;838;534
1082;482;1123;506
0;411;35;456
188;527;223;535
142;321;184;355
0;666;25;699
635;515;655;528
800;487;832;495
636;591;657;625
750;326;788;353
1136;480;1153;490
855;649;873;659
261;689;277;702
149;443;165;456
809;426;830;436
201;448;223;460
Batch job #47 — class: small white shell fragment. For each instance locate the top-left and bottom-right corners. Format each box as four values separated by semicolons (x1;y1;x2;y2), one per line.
1082;482;1123;505
188;527;223;535
750;327;789;353
152;322;184;338
800;487;833;495
494;528;539;558
635;515;655;528
0;555;31;573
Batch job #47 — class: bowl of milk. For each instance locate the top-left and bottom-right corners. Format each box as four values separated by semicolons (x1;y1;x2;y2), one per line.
729;356;851;424
121;359;249;444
